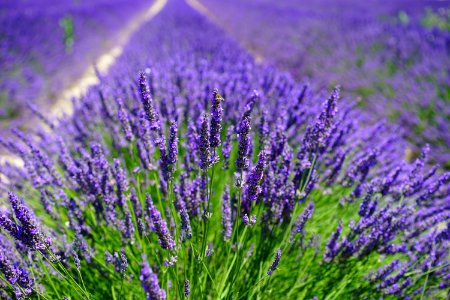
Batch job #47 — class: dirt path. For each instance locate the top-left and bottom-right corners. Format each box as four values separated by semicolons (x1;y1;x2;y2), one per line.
0;0;167;168
186;0;264;64
51;0;168;117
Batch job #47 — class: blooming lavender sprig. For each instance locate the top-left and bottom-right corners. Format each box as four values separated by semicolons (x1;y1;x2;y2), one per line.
242;151;266;213
291;202;315;237
113;159;128;207
221;186;233;241
167;121;178;167
0;254;33;299
145;194;175;250
323;221;343;263
198;114;211;170
210;89;224;148
302;86;339;153
179;208;192;242
116;98;133;141
222;125;234;170
246;151;266;201
267;249;282;275
184;279;190;297
140;261;166;300
259;111;269;150
139;72;160;131
0;192;50;251
161;121;178;180
236;113;251;173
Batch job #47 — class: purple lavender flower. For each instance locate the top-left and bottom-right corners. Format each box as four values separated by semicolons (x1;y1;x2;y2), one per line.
161;121;179;181
167;121;178;167
302;86;339;153
246;151;266;200
236;113;251;173
242;214;250;226
1;192;50;251
39;189;57;219
242;151;266;213
179;208;192;242
140;261;166;300
222;125;234;170
0;254;19;285
221;186;233;241
267;249;282;275
117;98;133;142
369;260;401;282
210;89;224;148
323;221;343;263
198;114;211;170
113;159;128;207
259;111;269;151
358;185;375;217
139;73;160;131
184;279;190;297
163;255;177;267
291;202;315;237
0;254;33;299
146;194;175;250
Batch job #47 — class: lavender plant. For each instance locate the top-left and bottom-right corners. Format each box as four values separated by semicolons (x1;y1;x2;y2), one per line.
201;0;450;167
0;1;449;299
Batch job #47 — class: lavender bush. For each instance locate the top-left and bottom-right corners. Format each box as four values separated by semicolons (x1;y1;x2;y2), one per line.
201;0;450;167
0;0;449;299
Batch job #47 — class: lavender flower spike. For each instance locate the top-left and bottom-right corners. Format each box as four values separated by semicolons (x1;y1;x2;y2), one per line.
2;192;50;251
267;249;282;275
139;72;160;131
140;261;166;300
184;279;190;297
146;194;175;250
161;120;178;180
291;202;315;237
167;121;178;167
180;208;192;242
221;186;233;241
210;89;224;148
323;221;343;263
246;151;266;202
236;113;251;172
222;125;234;170
117;98;133;141
198;114;211;170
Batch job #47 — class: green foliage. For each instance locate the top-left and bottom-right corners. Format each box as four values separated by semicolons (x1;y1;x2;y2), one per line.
59;15;74;53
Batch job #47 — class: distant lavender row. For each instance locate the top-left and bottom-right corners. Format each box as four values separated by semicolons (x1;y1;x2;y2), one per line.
0;0;150;124
201;0;450;167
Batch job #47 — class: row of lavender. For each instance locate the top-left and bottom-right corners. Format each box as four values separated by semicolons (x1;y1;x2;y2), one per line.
201;0;450;167
0;0;449;299
0;0;150;125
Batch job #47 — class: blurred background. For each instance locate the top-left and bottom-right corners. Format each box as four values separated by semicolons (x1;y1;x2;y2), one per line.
1;0;449;166
0;0;149;128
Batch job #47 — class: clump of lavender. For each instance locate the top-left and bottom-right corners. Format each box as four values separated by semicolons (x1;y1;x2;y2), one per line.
0;3;448;299
0;192;50;251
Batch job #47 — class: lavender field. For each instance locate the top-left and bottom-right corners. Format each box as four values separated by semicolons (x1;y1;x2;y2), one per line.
0;0;449;299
